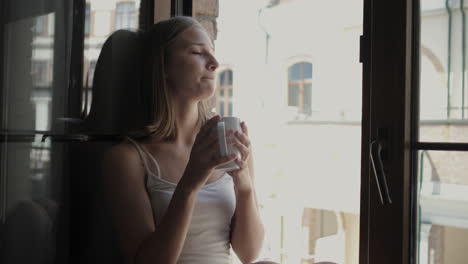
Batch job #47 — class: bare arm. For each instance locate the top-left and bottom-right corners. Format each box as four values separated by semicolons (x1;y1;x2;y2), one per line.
229;123;265;263
230;153;265;264
103;144;199;264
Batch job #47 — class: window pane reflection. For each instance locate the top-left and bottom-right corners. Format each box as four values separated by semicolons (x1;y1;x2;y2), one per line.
83;0;141;116
417;151;468;264
419;1;468;142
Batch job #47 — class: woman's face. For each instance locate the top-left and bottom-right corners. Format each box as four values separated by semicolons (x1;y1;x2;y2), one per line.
165;26;219;102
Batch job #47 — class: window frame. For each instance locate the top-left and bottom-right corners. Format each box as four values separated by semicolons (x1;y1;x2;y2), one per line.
358;0;468;263
359;0;416;263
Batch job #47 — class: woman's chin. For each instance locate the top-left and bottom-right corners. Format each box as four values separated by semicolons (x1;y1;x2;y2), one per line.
198;85;216;99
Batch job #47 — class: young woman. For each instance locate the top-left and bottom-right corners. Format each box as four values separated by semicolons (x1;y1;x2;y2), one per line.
102;16;264;264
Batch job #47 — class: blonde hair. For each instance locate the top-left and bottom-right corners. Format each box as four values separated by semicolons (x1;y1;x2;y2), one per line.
130;16;214;141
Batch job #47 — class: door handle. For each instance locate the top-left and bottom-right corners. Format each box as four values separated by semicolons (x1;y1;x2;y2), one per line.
370;140;392;205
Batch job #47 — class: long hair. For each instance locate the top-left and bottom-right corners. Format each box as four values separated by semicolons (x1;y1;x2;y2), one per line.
129;16;214;141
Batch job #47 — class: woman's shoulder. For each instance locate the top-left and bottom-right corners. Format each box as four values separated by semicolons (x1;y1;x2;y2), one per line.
102;140;145;177
105;140;138;159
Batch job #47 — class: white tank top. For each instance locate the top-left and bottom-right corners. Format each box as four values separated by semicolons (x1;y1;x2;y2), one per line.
126;137;236;264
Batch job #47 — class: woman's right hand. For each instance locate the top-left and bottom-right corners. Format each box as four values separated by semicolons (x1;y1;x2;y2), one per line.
179;115;237;191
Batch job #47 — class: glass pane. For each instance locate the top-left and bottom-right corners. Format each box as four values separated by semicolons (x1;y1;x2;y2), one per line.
419;1;468;142
210;0;363;262
1;1;74;262
303;83;312;115
0;138;66;263
289;63;302;81
83;0;141;116
85;4;91;35
220;71;226;85
116;2;138;30
220;101;225;117
288;84;299;107
417;151;468;264
303;62;313;79
228;70;233;85
2;13;55;132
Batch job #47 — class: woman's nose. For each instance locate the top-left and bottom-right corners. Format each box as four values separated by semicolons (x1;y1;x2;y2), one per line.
207;56;219;71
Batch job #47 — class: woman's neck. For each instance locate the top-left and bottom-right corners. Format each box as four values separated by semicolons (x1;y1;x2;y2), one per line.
173;101;200;147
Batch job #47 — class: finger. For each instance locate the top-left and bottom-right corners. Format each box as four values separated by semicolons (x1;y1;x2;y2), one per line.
235;158;247;169
212;154;237;167
205;137;221;155
231;139;249;160
241;121;249;136
199;115;220;136
235;131;251;149
197;128;219;150
196;119;220;147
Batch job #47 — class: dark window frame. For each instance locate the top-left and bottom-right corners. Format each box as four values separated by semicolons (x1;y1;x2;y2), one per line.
172;0;192;16
357;1;464;264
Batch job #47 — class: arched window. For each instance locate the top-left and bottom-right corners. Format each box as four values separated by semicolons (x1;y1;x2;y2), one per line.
216;69;233;117
288;61;313;115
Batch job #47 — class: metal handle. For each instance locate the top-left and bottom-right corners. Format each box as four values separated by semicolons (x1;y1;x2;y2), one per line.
370;140;392;205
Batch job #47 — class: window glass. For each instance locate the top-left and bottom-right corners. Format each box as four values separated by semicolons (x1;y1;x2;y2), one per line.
85;4;91;35
115;2;138;30
288;84;299;107
83;0;141;115
289;63;302;81
217;70;233;117
303;83;312;115
220;70;226;85
228;69;233;85
303;62;313;79
1;1;75;262
33;16;47;35
415;2;468;263
220;101;225;117
417;151;468;264
209;0;363;262
419;0;468;142
31;60;50;87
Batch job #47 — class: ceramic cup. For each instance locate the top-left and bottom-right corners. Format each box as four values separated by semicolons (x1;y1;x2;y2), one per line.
216;116;242;171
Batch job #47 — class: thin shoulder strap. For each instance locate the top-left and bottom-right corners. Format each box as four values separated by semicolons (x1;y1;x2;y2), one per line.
126;137;159;176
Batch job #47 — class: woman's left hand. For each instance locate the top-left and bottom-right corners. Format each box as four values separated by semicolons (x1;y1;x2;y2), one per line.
227;121;253;193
